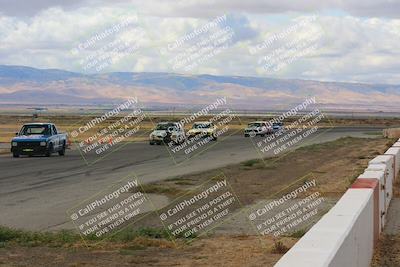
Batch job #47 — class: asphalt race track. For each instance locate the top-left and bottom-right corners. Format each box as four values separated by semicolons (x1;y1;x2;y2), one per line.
0;127;383;230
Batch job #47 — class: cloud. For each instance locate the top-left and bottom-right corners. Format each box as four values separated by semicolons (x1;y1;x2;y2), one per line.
1;0;400;18
0;5;399;84
225;14;258;43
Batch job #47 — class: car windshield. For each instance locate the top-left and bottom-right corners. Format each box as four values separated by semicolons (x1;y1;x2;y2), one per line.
273;123;283;127
156;123;176;130
193;123;210;129
20;125;51;135
248;123;262;127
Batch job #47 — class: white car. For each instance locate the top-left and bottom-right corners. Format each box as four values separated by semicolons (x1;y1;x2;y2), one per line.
244;121;272;137
149;122;186;145
187;121;218;141
272;122;284;132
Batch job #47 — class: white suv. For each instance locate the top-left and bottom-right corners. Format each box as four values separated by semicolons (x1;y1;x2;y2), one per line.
187;121;218;141
149;122;186;145
244;121;272;137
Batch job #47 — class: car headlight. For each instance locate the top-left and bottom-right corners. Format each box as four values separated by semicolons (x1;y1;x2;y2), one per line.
12;142;17;147
40;141;47;146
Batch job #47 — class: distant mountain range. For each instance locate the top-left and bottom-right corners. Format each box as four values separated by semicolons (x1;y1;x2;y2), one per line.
0;65;399;111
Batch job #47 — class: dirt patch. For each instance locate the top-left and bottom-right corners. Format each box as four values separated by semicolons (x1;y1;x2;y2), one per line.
372;234;400;267
140;137;393;205
0;235;296;267
128;137;393;240
372;191;400;266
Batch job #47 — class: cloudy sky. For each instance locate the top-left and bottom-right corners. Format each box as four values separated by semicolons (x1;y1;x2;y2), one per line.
0;0;399;84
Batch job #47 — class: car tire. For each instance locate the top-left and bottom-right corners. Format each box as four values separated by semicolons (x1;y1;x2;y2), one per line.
260;134;265;137
45;144;53;157
58;143;66;156
149;141;154;145
13;152;19;158
244;134;249;137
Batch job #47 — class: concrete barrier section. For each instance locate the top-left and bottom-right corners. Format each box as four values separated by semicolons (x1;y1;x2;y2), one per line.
365;164;391;210
358;171;386;231
385;147;400;180
275;189;375;267
392;142;400;147
368;155;394;206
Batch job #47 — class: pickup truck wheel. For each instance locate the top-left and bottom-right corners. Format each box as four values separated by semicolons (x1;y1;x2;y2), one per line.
45;144;53;157
58;144;66;156
13;152;19;158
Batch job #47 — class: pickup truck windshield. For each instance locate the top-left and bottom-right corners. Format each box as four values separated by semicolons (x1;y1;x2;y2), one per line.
193;123;211;129
20;125;51;135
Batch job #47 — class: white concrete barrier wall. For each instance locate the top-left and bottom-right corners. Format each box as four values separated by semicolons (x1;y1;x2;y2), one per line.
327;189;374;267
385;147;400;180
365;164;390;211
275;140;400;267
358;170;386;231
275;189;374;267
392;142;400;147
369;155;394;206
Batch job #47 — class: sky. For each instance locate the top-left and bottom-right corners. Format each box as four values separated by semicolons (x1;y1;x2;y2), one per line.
0;0;399;84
